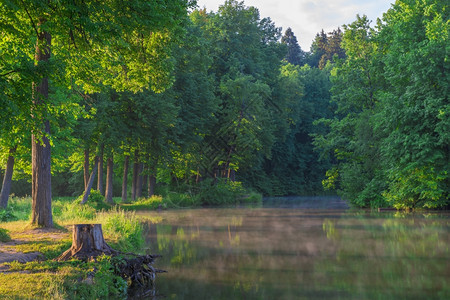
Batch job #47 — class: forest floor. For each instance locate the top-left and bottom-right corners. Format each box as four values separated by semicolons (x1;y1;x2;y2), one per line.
0;226;70;270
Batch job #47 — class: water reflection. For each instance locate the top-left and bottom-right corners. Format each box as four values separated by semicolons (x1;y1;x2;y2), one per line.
139;204;449;299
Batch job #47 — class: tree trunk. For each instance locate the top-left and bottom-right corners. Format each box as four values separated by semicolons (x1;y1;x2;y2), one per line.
84;148;90;189
31;21;53;228
143;173;148;197
81;157;98;204
0;147;17;209
97;144;104;195
136;163;144;199
105;155;114;204
148;175;156;198
131;150;139;201
57;224;116;261
122;155;129;203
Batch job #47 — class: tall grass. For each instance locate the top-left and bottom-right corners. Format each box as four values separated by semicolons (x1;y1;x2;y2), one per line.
96;207;144;253
4;196;32;221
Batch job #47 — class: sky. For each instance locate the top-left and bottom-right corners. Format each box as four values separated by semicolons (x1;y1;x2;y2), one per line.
195;0;394;50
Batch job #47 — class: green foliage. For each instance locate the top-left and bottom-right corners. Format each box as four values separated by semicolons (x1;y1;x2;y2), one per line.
0;208;18;222
75;190;111;210
281;27;305;66
0;228;11;242
122;195;172;210
197;179;247;206
375;0;449;208
242;192;263;204
53;199;97;222
6;256;127;299
63;256;128;299
97;208;144;253
315;2;448;209
165;192;202;208
6;196;31;220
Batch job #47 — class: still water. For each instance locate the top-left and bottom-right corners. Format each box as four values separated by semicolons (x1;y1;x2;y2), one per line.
139;197;449;299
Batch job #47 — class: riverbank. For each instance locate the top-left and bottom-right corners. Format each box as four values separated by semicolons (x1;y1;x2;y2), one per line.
0;188;262;298
0;197;151;298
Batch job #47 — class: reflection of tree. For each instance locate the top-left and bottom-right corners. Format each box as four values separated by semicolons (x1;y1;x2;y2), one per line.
318;214;450;298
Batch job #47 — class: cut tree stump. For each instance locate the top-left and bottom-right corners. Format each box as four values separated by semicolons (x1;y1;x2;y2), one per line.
57;224;117;261
56;223;165;293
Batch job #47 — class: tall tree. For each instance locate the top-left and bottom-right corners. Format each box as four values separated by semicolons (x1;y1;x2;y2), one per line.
194;0;285;180
281;28;305;66
376;0;449;208
314;15;386;207
0;0;194;227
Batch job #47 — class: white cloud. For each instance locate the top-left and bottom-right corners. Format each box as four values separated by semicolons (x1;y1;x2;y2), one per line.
196;0;393;50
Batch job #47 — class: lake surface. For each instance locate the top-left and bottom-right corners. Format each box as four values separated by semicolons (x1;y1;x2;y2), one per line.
138;197;450;299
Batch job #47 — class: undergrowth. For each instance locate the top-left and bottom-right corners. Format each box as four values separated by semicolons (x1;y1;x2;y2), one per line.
0;228;11;242
97;208;144;253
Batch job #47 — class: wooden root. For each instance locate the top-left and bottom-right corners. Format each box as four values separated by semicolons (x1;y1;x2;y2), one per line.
116;254;167;288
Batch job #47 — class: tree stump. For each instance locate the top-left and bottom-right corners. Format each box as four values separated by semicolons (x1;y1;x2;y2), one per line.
57;224;117;261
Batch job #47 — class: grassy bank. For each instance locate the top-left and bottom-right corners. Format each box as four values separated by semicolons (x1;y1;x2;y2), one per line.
0;202;144;299
0;184;262;298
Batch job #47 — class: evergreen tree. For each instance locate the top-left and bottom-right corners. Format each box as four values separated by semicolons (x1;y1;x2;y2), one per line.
281;27;305;66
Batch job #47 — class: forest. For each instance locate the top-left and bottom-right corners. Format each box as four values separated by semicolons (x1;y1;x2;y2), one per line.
0;0;448;228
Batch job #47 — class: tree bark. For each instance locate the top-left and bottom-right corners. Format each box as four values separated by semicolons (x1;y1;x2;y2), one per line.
0;147;17;209
31;21;53;228
81;157;98;204
57;224;116;261
143;173;148;197
148;175;156;198
105;154;114;204
84;148;90;189
131;150;139;201
97;144;104;195
122;155;129;203
136;163;144;199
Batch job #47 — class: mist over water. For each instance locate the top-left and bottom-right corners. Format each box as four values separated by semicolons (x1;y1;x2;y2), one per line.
138;197;449;299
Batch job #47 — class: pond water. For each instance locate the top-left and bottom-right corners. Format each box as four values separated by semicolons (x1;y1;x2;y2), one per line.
138;197;449;299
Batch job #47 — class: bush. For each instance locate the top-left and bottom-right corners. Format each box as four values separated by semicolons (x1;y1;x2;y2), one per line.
64;256;127;299
0;228;11;242
197;179;247;205
165;192;201;208
76;190;111;210
241;191;263;204
6;197;31;220
123;196;164;210
0;209;18;222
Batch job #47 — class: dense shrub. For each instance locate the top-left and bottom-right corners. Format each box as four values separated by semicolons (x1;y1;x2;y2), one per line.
196;179;247;205
0;209;18;222
0;228;11;242
76;190;111;210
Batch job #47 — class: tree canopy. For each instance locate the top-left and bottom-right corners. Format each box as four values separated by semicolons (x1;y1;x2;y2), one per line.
1;0;448;212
